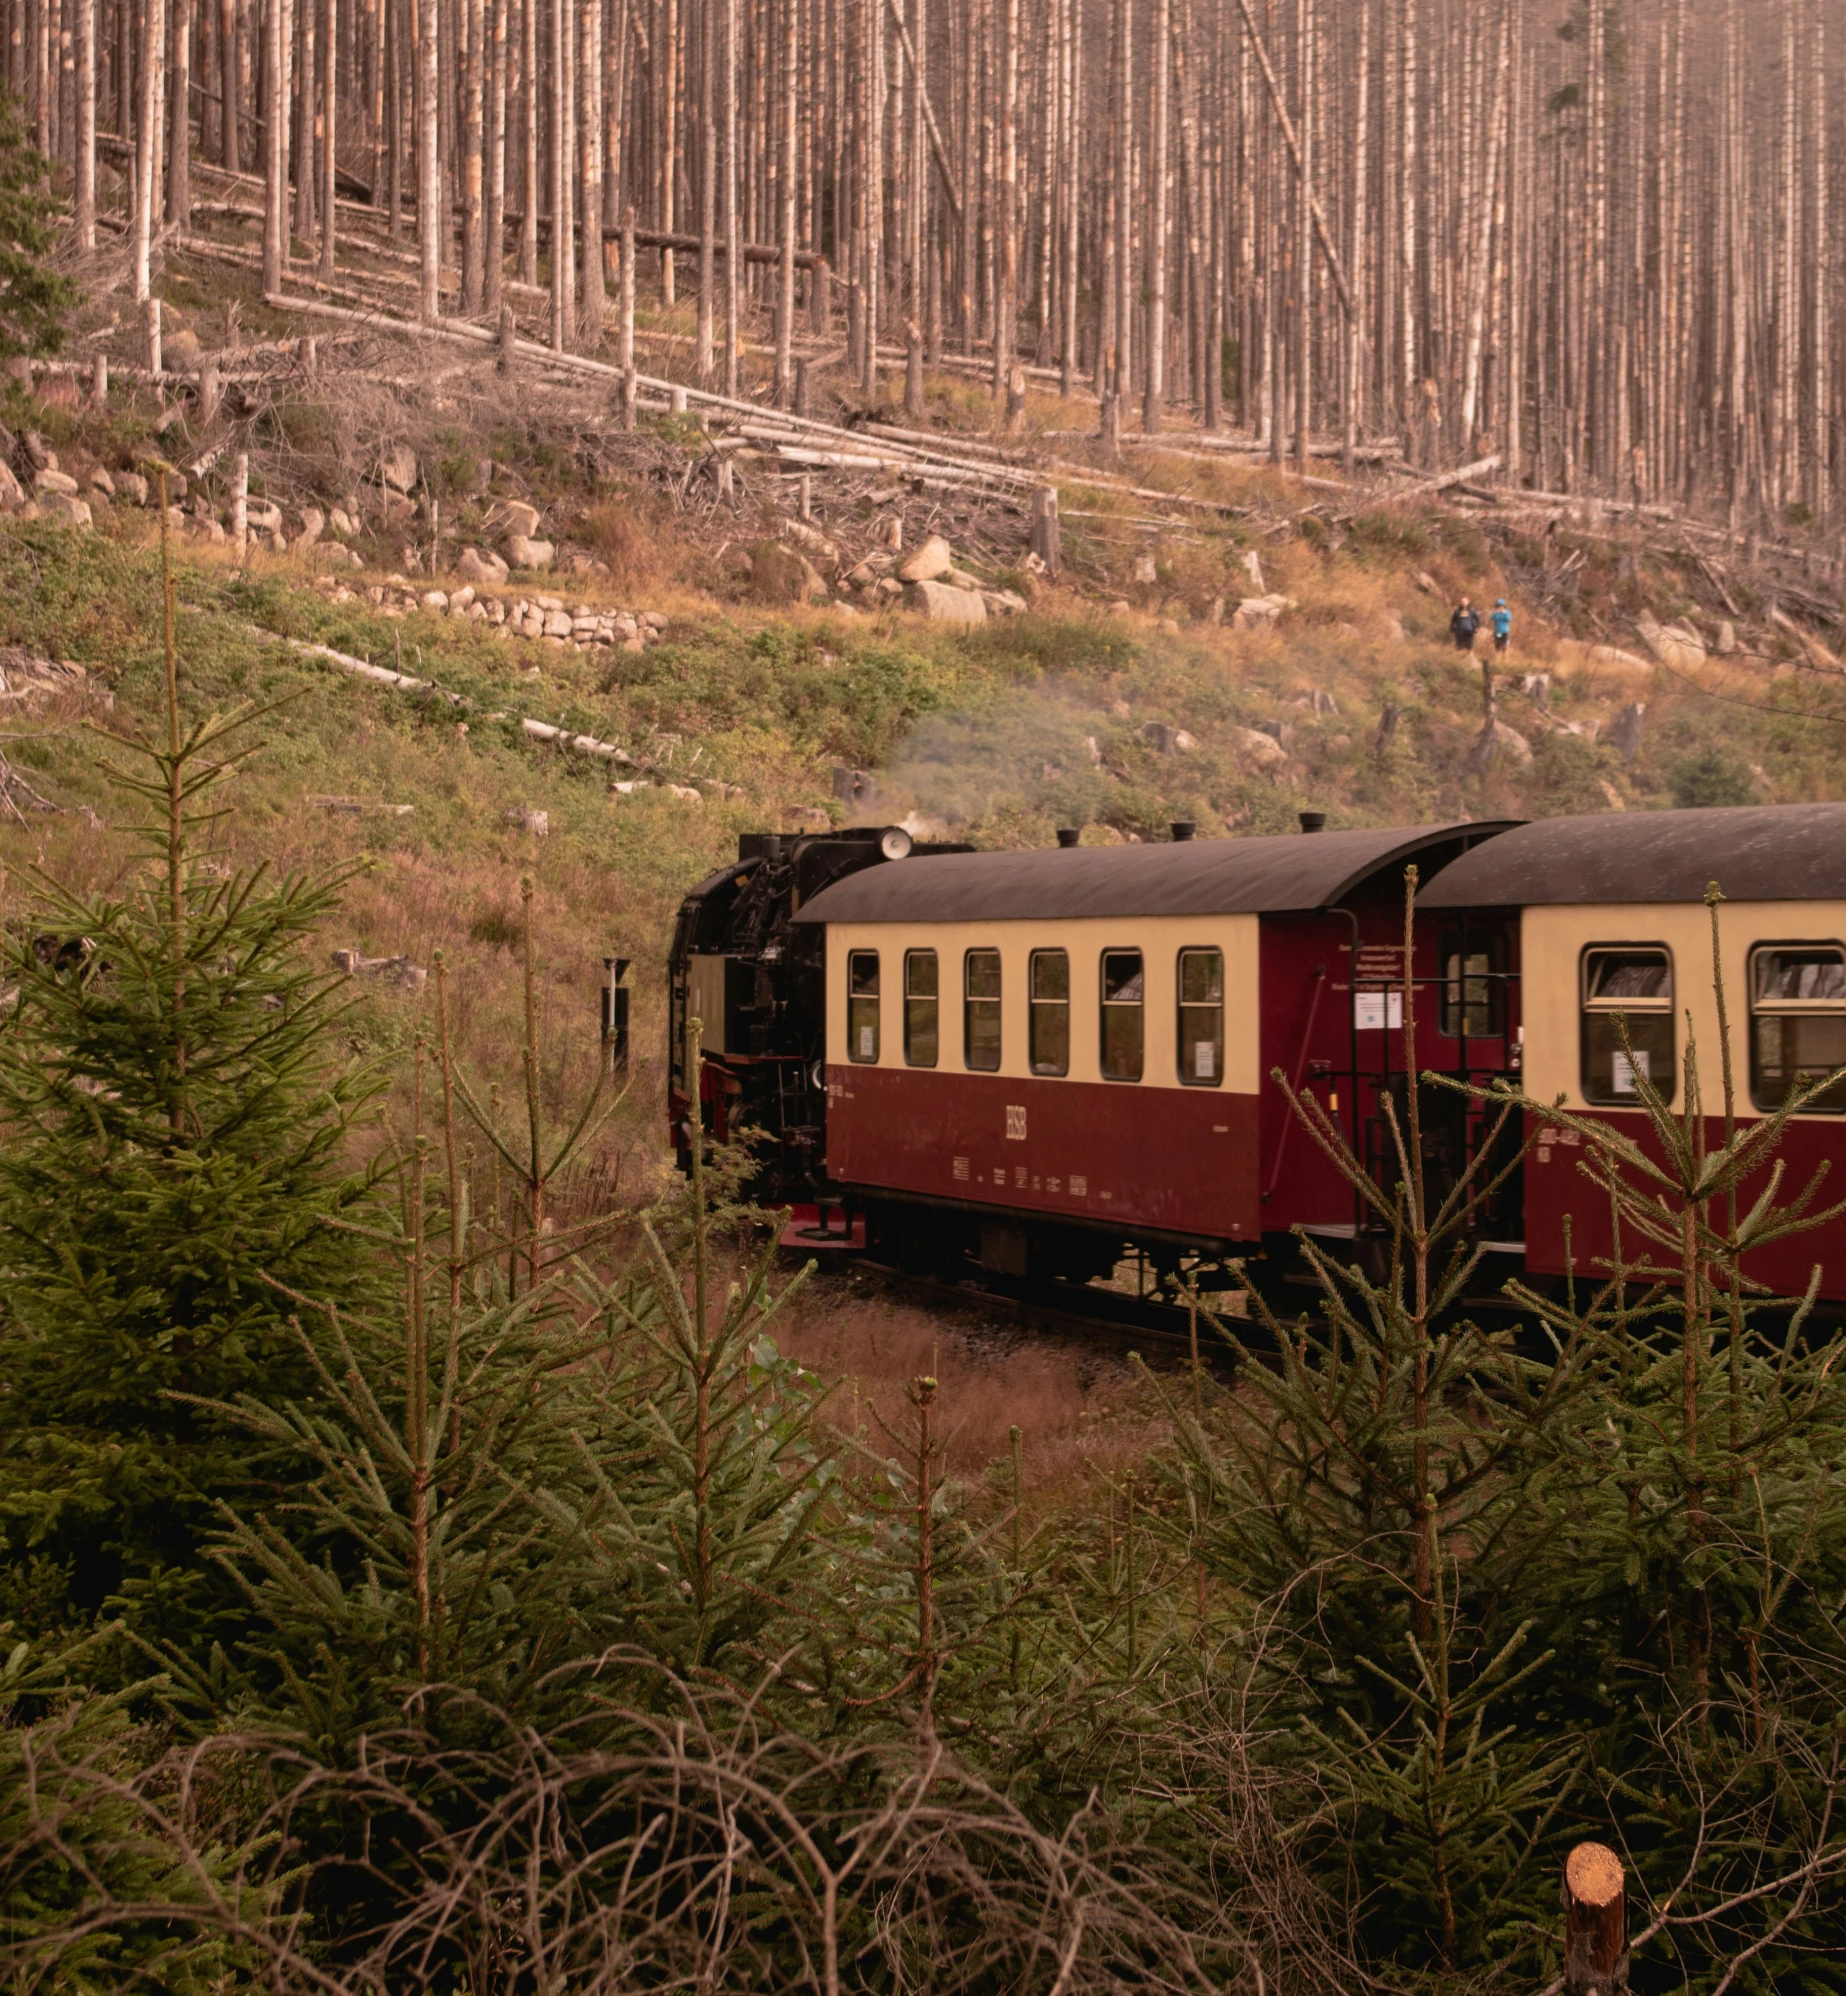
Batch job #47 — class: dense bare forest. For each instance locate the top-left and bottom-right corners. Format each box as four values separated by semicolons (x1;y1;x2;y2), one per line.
8;0;1841;524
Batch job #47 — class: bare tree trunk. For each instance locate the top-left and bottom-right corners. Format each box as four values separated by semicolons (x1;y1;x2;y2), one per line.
1143;0;1167;432
134;0;166;298
263;0;287;288
773;0;795;401
518;0;536;282
460;0;483;307
484;0;506;310
548;0;573;347
697;0;715;378
722;0;738;392
318;0;335;276
166;0;190;225
991;0;1016;403
577;0;602;340
74;0;92;244
418;0;440;319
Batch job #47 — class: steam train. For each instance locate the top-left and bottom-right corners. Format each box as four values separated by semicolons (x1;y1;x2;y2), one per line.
667;804;1846;1302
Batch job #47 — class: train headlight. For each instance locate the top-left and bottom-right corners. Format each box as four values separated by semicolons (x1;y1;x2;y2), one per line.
879;826;913;861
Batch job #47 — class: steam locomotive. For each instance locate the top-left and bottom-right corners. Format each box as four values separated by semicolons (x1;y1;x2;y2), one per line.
667;805;1846;1301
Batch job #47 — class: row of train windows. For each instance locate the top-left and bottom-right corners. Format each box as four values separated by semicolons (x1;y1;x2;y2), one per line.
845;946;1227;1085
1582;943;1846;1111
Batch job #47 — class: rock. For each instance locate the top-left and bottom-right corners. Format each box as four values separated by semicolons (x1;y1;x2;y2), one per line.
115;471;149;506
0;460;22;507
1108;598;1131;615
982;589;1029;616
783;517;839;569
1520;672;1551;710
907;578;987;624
1605;701;1646;761
294;506;324;549
1583;643;1651;671
166;327;201;369
33;467;79;496
1132;552;1159;585
1376;609;1407;643
37;491;92;528
1140;722;1195;755
896;534;954;583
504;805;549;838
166;472;187;503
246;499;283;533
944;565;983;591
721;543;755;576
1414;569;1441;594
1239;549;1266;594
88;467;115;497
1234;726;1289;765
329;506;357;538
317;544;361;569
1716;619;1737;656
847;560;879;589
1636;611;1705;671
421;589;450;611
506;534;556;571
543;608;574;638
21;431;50;470
643;610;668;630
449;585;476;610
190;515;228;544
493;499;542;540
458;544;510;585
874;576;903;600
1230;593;1296;632
330;948;427;991
379;444;419;493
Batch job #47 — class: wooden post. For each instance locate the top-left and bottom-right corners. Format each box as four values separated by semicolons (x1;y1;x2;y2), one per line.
200;354;221;423
1562;1842;1628;1996
1029;485;1061;573
497;299;517;373
905;319;924;418
89;352;107;406
144;296;163;372
793;355;809;418
231;449;249;553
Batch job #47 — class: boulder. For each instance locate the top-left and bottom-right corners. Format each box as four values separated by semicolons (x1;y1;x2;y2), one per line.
982;588;1029;616
505;805;549;838
1234;726;1289;766
907;578;987;625
421;590;450;611
721;543;755;576
1463;719;1533;774
294;506;325;550
88;467;115;497
493;499;543;540
246;500;283;533
115;470;149;506
896;534;954;584
1140;721;1195;755
506;534;556;571
329;506;357;538
0;460;22;507
37;490;92;528
190;515;228;544
458;544;510;585
1132;552;1158;585
166;327;201;370
1636;611;1705;671
33;467;79;496
379;444;419;493
1230;592;1295;631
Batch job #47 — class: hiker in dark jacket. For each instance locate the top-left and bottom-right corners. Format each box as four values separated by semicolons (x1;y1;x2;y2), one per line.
1450;599;1481;652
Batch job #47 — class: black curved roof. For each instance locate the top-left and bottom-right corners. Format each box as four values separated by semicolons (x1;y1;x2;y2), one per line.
1419;804;1846;909
794;822;1515;925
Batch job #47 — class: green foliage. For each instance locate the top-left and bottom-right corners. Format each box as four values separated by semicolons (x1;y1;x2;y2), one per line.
0;518;385;1655
0;87;72;359
1669;745;1758;809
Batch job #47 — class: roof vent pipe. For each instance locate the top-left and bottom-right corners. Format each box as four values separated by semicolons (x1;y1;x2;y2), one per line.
1170;821;1197;842
1055;827;1081;848
1298;811;1328;834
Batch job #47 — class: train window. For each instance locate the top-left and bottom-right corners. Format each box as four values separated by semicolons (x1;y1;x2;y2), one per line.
903;950;939;1067
1581;946;1675;1105
1177;947;1224;1086
1749;945;1846;1113
1029;949;1070;1076
1440;930;1504;1037
847;950;880;1063
964;948;1002;1071
1100;949;1145;1082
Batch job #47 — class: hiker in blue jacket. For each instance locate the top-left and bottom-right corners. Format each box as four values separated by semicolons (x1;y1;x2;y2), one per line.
1491;598;1513;656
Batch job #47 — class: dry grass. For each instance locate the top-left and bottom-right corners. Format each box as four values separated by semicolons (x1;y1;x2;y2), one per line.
772;1269;1169;1506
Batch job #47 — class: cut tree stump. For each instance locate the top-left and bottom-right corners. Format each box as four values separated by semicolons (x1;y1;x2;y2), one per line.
1562;1841;1627;1996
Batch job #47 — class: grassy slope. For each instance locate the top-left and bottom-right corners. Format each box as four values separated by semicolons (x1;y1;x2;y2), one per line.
4;390;1845;1201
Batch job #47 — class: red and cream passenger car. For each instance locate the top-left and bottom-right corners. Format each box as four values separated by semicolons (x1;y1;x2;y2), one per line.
787;819;1514;1280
